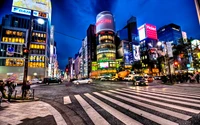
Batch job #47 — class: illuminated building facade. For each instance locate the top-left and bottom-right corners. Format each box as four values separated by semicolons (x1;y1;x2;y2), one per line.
116;16;139;70
157;23;182;45
0;0;52;80
96;11;116;76
195;0;200;24
138;23;159;75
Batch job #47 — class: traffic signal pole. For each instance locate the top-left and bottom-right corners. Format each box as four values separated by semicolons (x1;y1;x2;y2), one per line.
22;10;33;88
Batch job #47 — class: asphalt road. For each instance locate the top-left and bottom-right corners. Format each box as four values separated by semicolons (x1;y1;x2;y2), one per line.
30;81;200;125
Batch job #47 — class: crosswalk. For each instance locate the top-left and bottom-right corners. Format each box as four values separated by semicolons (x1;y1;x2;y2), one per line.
66;86;200;125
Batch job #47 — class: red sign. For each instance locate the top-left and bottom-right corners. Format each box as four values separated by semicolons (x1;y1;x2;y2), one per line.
145;24;158;40
96;19;112;26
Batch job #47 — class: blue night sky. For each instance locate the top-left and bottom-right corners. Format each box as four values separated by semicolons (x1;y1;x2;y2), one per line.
0;0;200;69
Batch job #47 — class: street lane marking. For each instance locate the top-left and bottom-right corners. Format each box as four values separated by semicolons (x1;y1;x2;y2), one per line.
102;91;192;120
94;92;178;125
130;87;200;99
63;96;72;105
84;93;142;125
121;88;200;108
114;89;200;114
74;95;110;125
123;88;200;103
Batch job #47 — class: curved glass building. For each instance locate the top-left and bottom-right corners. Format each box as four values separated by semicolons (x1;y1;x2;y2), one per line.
96;11;116;75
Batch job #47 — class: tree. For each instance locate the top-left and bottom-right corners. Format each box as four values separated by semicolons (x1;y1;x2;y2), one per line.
132;61;142;74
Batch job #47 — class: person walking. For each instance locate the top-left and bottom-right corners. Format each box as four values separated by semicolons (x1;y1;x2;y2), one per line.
195;71;199;83
7;81;14;102
0;80;6;98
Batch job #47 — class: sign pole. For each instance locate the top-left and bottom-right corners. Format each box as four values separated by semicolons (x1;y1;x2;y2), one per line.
22;10;33;90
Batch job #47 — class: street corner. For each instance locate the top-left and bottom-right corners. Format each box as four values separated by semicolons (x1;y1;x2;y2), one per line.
0;101;67;125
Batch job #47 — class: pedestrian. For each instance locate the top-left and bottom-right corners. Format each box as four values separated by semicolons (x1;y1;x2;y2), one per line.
195;71;199;83
0;80;6;98
7;81;14;102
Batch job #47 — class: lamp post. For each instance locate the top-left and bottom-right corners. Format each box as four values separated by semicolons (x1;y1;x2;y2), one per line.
22;10;45;87
157;41;173;84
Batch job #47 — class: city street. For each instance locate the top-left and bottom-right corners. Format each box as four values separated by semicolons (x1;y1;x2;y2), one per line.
28;81;200;125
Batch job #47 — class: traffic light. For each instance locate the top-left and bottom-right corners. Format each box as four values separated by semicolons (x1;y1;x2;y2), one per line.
23;47;29;58
174;61;179;68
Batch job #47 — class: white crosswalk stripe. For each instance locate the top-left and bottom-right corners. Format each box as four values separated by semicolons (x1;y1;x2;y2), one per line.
101;91;192;120
132;87;200;99
84;93;142;125
122;88;200;103
70;87;200;125
121;88;200;108
93;92;178;125
74;95;110;125
115;89;200;114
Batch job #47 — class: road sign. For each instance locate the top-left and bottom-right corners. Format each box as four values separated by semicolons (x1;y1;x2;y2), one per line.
6;47;15;56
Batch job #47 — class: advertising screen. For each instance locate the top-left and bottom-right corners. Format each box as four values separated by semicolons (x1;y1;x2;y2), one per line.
138;25;146;41
100;62;109;68
12;0;52;14
96;11;115;34
132;45;140;61
145;24;158;40
123;41;133;65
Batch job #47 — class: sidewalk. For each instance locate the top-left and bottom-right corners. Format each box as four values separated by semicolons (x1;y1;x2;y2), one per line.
0;101;67;125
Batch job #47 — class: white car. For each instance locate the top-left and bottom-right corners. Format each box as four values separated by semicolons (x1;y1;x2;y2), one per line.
30;79;42;84
73;78;93;85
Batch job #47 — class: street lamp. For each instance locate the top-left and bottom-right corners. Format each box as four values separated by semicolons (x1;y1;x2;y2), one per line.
37;18;45;25
157;41;173;84
22;11;45;89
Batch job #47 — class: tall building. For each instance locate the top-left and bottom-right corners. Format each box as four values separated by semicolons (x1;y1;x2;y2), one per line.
157;23;182;45
195;0;200;24
0;0;52;81
86;24;97;78
96;11;116;76
117;16;139;70
138;23;159;75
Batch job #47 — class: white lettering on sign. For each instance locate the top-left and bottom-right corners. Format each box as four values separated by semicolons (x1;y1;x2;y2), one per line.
146;25;156;31
12;7;31;15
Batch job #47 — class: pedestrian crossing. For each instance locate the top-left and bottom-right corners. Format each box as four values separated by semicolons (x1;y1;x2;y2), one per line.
67;86;200;125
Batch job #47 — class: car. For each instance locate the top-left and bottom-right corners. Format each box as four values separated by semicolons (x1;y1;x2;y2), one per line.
72;78;93;85
124;74;134;81
147;76;154;83
154;76;161;80
133;76;148;86
42;77;62;85
100;76;110;81
30;78;42;84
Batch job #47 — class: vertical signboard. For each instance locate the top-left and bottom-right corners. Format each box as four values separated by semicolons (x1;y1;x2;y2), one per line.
123;41;133;65
132;45;140;61
166;42;173;57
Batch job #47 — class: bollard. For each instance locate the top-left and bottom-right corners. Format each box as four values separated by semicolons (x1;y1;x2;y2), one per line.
14;90;17;99
32;89;34;100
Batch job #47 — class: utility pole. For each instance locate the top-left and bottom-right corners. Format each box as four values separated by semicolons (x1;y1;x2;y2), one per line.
23;10;33;87
165;42;173;84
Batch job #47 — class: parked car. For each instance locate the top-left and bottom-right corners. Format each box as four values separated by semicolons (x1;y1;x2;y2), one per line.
133;76;148;86
43;78;62;85
73;78;93;85
30;79;42;84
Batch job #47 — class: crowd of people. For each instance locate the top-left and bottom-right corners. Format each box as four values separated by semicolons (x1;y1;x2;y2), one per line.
0;80;31;102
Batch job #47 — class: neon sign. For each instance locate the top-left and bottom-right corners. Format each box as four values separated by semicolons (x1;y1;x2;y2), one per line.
96;19;112;26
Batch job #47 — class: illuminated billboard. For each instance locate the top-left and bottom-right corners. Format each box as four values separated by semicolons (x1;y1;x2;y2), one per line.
100;62;109;68
145;24;157;40
138;25;146;41
138;24;158;41
12;0;52;14
96;11;115;34
132;45;140;61
123;40;133;65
